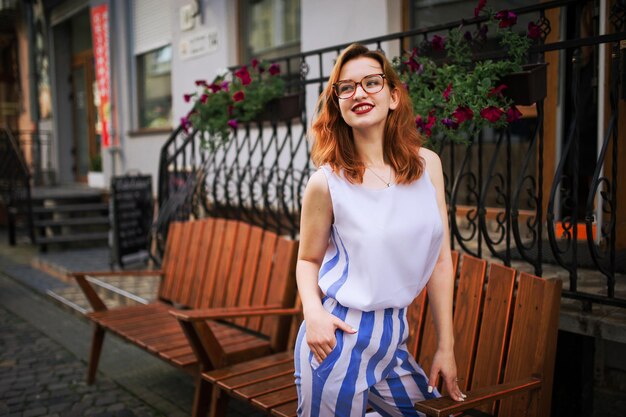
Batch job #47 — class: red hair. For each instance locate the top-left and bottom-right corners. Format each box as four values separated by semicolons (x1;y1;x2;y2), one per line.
310;44;424;184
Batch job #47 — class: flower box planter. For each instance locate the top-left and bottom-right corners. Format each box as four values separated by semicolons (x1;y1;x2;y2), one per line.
260;93;302;122
501;63;548;106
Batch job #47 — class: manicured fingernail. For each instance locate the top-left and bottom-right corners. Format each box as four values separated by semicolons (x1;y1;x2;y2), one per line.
427;386;433;393
462;393;467;398
351;327;358;332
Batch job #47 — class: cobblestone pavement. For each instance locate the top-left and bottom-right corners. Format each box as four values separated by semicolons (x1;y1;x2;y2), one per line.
0;306;163;417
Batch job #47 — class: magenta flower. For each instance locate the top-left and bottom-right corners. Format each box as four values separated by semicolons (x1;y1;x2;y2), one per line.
431;35;445;51
208;83;222;93
234;66;252;85
183;93;193;103
474;0;487;18
251;58;259;69
443;83;453;101
488;84;508;97
227;105;234;116
480;106;504;123
268;63;281;75
233;91;245;102
506;105;522;123
227;119;238;129
195;80;207;87
441;118;459;129
180;116;191;133
200;94;208;104
495;10;517;28
452;106;474;124
221;81;230;91
528;22;542;40
416;111;437;137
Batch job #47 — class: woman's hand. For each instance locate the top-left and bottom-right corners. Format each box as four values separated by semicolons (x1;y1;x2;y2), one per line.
304;305;356;364
428;348;466;402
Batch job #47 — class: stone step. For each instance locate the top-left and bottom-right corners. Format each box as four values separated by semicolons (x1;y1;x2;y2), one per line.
34;216;110;227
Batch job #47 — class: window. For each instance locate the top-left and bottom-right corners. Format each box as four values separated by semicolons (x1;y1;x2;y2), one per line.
133;0;172;129
240;0;301;62
136;45;172;129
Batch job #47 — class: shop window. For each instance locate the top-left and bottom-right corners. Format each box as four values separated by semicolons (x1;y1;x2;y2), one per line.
136;45;172;129
239;0;300;63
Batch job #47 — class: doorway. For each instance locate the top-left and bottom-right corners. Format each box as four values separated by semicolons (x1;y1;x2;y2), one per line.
71;49;99;182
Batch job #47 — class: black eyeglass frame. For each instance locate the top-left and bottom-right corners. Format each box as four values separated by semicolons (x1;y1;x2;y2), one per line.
333;73;386;100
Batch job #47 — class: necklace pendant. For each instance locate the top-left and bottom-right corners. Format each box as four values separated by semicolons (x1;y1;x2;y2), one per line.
386;183;391;187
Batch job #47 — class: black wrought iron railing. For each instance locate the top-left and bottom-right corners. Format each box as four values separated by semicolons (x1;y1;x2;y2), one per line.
13;130;54;186
157;0;626;309
0;127;34;243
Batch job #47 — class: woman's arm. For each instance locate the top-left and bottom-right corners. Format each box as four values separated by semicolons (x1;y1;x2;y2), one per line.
297;169;356;364
421;148;466;402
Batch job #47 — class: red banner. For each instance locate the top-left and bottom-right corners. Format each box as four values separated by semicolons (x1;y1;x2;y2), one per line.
90;4;111;148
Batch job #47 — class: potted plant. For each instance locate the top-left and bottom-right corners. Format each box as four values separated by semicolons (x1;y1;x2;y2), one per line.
181;58;298;150
87;153;105;188
393;0;546;144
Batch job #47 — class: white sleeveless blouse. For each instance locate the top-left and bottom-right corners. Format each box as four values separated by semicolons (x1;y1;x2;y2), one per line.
317;165;444;311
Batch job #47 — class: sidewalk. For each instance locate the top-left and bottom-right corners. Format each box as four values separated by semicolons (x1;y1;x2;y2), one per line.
0;232;264;417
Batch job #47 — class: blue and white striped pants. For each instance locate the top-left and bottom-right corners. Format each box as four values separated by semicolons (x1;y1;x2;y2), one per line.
294;298;438;417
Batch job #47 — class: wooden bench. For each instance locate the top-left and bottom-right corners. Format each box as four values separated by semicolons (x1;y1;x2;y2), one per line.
194;253;561;417
72;217;299;417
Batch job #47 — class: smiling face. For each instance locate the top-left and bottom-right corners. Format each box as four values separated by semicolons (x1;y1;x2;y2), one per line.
336;57;399;133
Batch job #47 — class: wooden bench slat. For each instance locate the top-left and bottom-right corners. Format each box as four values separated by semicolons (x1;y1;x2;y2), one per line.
159;222;184;300
246;231;278;332
217;361;294;391
233;373;295;399
250;386;298;410
198;218;227;309
188;218;215;307
178;219;206;305
471;264;516;390
234;226;265;327
203;352;295;382
211;220;242;308
270;400;298;417
451;255;487;392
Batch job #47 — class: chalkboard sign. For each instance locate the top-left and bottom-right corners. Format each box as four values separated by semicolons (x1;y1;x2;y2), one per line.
111;175;153;267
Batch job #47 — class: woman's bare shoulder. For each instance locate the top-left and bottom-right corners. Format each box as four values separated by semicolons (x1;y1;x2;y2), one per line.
418;147;442;173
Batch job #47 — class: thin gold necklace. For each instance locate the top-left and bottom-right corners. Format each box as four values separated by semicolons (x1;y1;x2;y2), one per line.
366;165;393;187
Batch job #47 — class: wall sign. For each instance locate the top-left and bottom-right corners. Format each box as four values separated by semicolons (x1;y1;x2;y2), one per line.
179;28;218;60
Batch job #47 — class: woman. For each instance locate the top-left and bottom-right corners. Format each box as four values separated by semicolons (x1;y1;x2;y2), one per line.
294;43;466;417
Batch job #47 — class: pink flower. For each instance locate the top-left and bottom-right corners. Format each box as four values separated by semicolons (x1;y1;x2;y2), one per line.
506;105;522;123
404;59;423;73
200;94;208;104
443;83;453;101
234;66;252;85
495;10;517;28
251;58;259;69
488;84;508;97
480;106;504;123
441;118;459;129
452;106;474;124
195;80;207;87
233;91;245;102
183;93;193;103
208;83;222;93
528;22;542;40
268;63;281;75
221;81;230;91
431;35;445;51
228;119;238;129
474;0;487;18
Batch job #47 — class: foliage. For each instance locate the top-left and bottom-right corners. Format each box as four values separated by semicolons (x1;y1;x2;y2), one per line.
393;0;542;144
182;59;285;149
89;153;102;172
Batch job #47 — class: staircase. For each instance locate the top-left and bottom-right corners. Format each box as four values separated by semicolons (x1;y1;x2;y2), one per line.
30;186;110;252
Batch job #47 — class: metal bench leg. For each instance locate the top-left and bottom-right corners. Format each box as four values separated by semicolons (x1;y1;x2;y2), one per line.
87;324;105;384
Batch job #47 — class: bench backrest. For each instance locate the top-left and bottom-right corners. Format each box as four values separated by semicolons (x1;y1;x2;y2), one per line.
158;218;299;349
409;254;561;417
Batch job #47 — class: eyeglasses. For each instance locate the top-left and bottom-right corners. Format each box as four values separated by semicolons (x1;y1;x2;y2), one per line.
333;73;386;100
